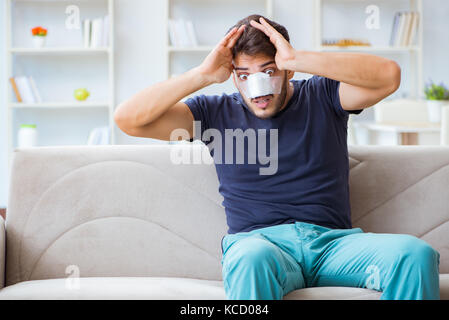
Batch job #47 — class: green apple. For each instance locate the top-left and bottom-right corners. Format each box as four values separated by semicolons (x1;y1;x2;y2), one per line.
74;88;90;101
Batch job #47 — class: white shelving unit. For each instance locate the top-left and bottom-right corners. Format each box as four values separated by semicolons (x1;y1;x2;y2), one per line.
314;0;423;99
5;0;115;175
165;0;273;100
9;47;111;55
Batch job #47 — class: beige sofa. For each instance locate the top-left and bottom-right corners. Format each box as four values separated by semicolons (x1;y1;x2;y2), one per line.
0;144;448;299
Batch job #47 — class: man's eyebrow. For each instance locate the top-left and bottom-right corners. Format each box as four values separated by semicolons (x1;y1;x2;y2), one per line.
234;60;276;71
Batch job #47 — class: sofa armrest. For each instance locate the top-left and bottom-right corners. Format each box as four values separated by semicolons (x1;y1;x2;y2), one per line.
0;216;4;289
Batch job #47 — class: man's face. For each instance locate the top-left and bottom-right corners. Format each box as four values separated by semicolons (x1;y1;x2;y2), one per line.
232;53;291;119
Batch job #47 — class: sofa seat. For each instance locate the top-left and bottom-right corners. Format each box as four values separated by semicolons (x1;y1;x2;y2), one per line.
0;277;226;300
1;275;448;300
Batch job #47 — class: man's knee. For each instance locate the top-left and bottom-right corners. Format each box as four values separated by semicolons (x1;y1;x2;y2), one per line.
393;235;440;270
381;235;440;299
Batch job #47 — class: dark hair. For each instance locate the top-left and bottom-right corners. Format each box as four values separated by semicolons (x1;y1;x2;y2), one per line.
227;14;290;59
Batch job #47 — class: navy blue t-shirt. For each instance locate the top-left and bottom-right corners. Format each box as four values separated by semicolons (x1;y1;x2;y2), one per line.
185;75;362;234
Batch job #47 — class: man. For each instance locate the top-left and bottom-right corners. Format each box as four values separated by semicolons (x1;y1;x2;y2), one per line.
114;15;440;300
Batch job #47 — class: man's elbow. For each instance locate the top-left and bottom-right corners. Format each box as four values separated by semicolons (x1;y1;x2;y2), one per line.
386;61;401;95
114;103;136;136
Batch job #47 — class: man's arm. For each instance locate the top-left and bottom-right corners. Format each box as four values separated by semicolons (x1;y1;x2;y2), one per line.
250;17;401;111
114;67;210;140
281;51;401;111
114;24;245;141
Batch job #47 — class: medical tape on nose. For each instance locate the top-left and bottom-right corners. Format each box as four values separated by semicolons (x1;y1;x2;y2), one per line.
239;72;283;99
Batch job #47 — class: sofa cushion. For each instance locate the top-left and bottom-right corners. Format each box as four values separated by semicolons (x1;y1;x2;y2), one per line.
0;277;226;300
284;286;381;300
0;275;448;300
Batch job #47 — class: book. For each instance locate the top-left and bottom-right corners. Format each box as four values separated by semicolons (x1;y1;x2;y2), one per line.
389;12;401;46
185;20;198;46
401;12;413;46
83;19;91;48
102;15;109;47
9;77;22;102
83;16;109;48
177;19;189;47
404;12;415;46
90;18;103;48
395;12;406;47
87;126;110;145
168;19;178;46
100;127;110;144
408;12;419;46
14;76;35;103
28;76;42;103
168;19;198;47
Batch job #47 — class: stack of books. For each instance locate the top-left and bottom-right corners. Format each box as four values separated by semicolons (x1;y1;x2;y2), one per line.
83;15;109;48
9;76;42;103
168;19;198;47
390;11;420;47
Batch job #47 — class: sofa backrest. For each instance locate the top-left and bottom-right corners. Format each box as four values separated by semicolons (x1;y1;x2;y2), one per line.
5;145;449;286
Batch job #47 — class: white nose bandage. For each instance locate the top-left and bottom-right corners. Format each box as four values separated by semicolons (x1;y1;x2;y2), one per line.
238;72;283;99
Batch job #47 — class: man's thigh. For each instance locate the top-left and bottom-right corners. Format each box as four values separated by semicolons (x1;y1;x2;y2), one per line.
305;231;438;292
221;232;305;298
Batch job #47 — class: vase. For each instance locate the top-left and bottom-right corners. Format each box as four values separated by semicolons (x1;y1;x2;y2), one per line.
427;100;448;123
32;36;46;48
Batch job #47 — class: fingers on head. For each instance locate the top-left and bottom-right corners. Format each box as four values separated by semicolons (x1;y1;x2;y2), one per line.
225;27;237;39
218;28;235;47
227;25;245;48
250;19;271;36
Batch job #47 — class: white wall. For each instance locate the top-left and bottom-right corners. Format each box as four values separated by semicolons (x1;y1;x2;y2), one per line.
1;0;449;207
422;0;449;86
0;0;7;208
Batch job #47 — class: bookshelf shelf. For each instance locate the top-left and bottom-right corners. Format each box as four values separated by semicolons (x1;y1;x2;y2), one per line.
318;46;421;53
11;102;110;109
5;0;115;177
9;47;111;55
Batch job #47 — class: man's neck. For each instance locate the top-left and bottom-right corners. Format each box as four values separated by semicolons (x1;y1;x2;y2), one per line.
279;81;294;112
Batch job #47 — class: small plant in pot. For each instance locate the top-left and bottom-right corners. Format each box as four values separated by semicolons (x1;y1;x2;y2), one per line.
31;26;47;48
424;81;449;123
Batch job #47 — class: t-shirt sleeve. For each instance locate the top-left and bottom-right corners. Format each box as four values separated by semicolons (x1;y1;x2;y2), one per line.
183;94;211;142
312;76;363;118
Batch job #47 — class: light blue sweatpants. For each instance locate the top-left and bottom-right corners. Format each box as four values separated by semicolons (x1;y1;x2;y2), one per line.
221;222;440;300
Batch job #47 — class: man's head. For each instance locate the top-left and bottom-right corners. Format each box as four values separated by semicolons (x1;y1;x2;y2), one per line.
227;15;295;119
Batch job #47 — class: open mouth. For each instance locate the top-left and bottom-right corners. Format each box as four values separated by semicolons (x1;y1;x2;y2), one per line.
251;94;273;109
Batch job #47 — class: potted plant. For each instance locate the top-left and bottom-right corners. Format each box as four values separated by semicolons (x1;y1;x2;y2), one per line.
31;26;47;48
424;81;449;123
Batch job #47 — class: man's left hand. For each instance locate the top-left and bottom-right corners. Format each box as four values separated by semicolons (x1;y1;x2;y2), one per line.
249;17;296;71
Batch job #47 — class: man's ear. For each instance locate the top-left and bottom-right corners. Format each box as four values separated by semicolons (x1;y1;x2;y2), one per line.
232;71;237;87
286;69;295;80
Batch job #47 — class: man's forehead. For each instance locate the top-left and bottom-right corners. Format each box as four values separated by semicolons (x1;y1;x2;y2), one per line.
232;58;276;70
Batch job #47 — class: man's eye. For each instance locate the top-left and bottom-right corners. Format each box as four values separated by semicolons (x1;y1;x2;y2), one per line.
265;69;275;76
238;74;248;81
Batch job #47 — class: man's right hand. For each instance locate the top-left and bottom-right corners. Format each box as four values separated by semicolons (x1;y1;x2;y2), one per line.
196;25;246;84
